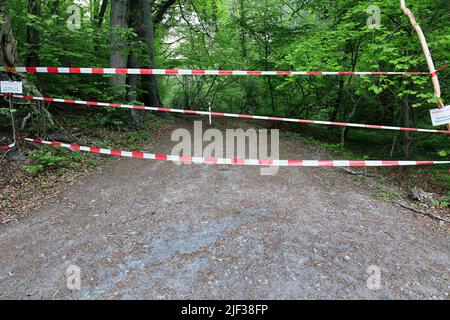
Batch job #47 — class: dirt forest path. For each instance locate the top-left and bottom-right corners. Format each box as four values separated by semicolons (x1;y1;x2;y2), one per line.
0;117;449;300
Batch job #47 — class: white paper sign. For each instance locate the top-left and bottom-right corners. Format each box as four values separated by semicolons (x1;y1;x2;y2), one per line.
430;105;450;126
0;81;23;94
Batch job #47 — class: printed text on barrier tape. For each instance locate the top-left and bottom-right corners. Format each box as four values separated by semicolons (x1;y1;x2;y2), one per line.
5;67;433;76
23;138;450;167
5;94;450;135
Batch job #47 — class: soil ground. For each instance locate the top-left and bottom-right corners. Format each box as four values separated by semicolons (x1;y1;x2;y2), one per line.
0;117;449;299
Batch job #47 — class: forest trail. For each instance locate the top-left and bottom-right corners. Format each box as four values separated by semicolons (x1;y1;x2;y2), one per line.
0;117;449;299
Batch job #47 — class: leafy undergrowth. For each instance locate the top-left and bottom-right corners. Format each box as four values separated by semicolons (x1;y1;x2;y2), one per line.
282;125;450;192
0;112;175;224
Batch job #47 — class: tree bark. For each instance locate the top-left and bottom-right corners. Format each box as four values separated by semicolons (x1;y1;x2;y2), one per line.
126;0;143;123
140;0;161;107
330;78;344;123
238;0;248;60
126;0;161;110
0;1;18;69
1;1;52;129
127;0;141;102
109;0;129;98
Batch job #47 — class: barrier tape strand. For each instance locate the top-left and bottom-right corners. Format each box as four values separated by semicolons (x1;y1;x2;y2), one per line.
23;138;450;167
5;66;434;76
0;142;15;151
431;65;449;77
5;94;450;135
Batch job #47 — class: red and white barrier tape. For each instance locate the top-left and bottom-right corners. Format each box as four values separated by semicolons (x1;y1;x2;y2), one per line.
6;94;450;135
6;66;432;76
431;65;449;77
0;142;15;151
23;138;450;167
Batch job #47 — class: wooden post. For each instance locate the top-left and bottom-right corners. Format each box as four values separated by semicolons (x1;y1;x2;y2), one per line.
400;0;450;131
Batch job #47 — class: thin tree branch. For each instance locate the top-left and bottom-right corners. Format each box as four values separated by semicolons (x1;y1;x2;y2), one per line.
97;0;109;28
153;0;177;25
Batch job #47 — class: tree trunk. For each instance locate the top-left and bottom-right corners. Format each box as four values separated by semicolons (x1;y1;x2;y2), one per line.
109;0;129;98
0;1;19;70
264;37;275;113
238;0;248;60
126;0;143;123
127;0;161;112
26;0;40;67
330;78;345;123
140;0;161;107
1;2;53;130
402;95;412;159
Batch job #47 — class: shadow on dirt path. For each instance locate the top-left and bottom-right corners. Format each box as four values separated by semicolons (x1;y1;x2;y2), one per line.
0;117;449;299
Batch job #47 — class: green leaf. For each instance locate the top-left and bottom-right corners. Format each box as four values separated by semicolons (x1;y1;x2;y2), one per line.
369;85;383;95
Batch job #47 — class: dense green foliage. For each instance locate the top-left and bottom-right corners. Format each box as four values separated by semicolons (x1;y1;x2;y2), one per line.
1;0;449;162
